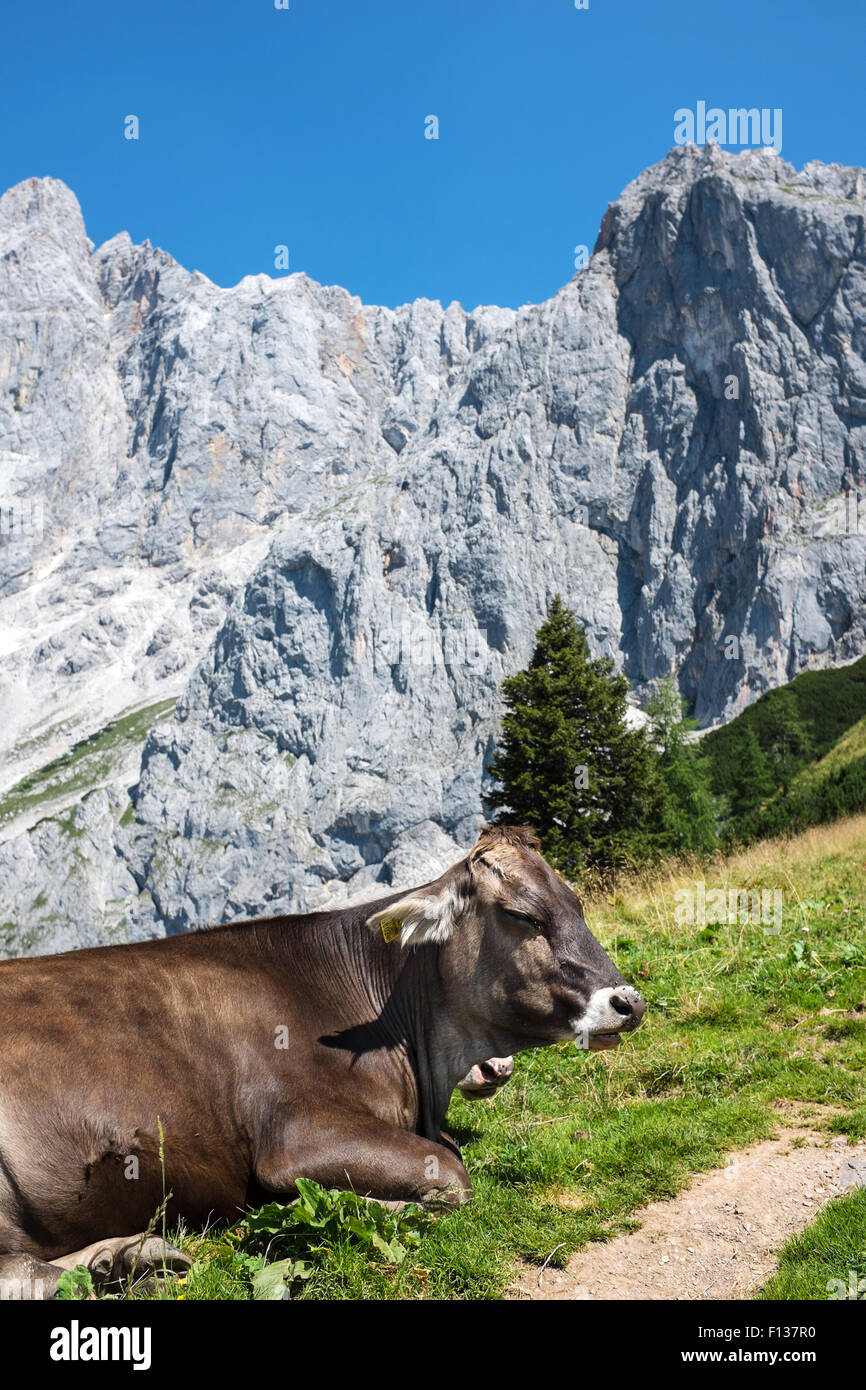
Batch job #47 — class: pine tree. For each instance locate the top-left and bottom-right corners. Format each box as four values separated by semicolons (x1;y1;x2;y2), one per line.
765;688;815;795
645;675;718;853
728;727;775;820
485;597;666;874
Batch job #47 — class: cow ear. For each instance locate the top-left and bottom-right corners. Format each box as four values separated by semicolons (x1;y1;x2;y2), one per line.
366;885;460;947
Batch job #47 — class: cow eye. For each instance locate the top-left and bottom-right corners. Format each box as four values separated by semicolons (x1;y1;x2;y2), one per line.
504;909;545;931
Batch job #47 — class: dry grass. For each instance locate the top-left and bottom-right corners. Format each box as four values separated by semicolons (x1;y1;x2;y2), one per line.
581;812;866;938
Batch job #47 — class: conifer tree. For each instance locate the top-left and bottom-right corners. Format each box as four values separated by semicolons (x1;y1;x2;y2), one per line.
485;597;665;874
645;675;718;853
765;688;815;795
728;727;775;820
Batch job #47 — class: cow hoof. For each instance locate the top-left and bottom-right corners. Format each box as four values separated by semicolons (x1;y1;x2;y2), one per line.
118;1237;192;1283
100;1236;192;1291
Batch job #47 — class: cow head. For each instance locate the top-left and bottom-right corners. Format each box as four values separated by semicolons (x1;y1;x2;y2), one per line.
367;825;644;1068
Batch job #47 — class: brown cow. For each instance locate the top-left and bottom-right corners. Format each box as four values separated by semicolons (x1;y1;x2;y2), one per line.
0;825;644;1298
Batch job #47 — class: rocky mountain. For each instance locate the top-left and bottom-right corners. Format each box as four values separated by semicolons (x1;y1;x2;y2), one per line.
1;142;864;956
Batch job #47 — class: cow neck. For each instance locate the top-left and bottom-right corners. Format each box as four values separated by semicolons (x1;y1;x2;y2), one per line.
261;908;456;1140
363;925;456;1140
349;923;504;1139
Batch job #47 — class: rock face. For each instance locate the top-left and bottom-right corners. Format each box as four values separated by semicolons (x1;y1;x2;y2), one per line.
1;144;865;955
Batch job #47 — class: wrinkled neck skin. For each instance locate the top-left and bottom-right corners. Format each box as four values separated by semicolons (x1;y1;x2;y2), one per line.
351;933;500;1141
296;910;505;1142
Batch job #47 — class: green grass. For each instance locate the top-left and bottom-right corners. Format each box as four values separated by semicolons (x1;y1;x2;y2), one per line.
0;699;177;830
120;814;866;1301
795;714;866;791
757;1190;866;1300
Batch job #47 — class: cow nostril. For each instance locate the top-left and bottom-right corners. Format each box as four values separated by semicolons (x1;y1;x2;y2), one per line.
479;1062;498;1082
610;992;635;1017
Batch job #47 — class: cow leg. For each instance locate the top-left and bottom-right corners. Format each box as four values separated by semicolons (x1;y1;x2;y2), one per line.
0;1235;191;1300
0;1252;67;1300
254;1117;472;1209
52;1233;192;1291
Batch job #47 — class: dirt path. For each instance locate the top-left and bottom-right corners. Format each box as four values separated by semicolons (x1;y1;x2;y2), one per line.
511;1107;866;1301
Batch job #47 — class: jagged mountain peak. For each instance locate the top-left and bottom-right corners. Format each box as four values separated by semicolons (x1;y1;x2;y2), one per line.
0;173;87;229
0;149;865;955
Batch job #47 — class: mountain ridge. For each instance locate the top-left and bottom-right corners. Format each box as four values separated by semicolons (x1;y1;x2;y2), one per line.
1;142;865;954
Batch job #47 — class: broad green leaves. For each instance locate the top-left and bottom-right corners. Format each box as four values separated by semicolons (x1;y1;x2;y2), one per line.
55;1265;94;1301
235;1180;431;1299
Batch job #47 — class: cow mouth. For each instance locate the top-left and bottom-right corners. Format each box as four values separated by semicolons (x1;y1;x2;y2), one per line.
457;1058;515;1099
569;1022;627;1050
570;984;646;1051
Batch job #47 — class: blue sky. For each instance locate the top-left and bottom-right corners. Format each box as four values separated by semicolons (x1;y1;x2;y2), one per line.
1;0;863;309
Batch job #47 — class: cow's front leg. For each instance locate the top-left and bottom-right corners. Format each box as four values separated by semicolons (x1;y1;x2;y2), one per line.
0;1252;66;1300
254;1117;472;1210
52;1234;193;1292
0;1236;191;1300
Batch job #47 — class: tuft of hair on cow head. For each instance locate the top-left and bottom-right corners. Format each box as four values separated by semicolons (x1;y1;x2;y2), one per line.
366;881;464;948
366;825;542;948
468;823;541;879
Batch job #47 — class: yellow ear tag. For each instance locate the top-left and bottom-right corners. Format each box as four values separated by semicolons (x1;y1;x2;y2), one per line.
380;917;403;944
